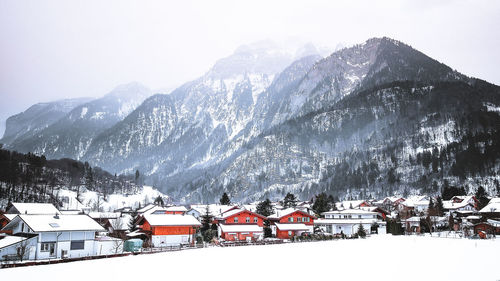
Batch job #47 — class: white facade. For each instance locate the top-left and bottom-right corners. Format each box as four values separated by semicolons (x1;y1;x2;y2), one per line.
316;209;383;236
151;234;191;247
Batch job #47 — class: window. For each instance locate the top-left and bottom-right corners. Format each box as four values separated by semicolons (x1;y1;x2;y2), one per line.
70;240;85;250
253;217;258;223
246;217;250;223
288;231;292;237
288;217;294;222
234;217;238;223
358;215;362;219
304;217;310;222
41;242;55;254
297;217;302;222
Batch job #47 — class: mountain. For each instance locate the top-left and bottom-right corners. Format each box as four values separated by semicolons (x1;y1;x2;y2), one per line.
166;37;500;203
82;42;321;179
5;82;152;160
1;97;93;145
5;37;500;203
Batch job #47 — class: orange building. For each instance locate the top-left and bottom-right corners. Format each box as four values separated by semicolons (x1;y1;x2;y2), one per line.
268;208;315;239
216;209;266;241
139;214;201;247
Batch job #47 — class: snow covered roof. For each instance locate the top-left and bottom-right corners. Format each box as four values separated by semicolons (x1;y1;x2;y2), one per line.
0;235;28;249
165;206;188;212
190;204;237;217
219;224;263;233
275;223;310;231
443;200;473;210
2;214;17;221
268;208;312;219
479;202;500;213
137;204;157;213
486;219;500;227
7;214;105;232
9;203;60;215
335;200;367;210
88;212;122;219
143;214;201;227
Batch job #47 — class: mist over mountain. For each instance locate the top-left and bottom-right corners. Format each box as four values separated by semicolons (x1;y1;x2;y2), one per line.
3;38;500;203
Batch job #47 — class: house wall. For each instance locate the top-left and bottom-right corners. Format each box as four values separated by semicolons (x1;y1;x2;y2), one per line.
35;231;97;260
278;212;314;225
151;234;195;247
0;237;37;261
224;211;264;226
318;223;372;236
152;226;196;235
221;231;263;241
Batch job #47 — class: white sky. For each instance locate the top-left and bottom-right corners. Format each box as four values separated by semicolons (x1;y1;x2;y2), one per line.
0;0;499;137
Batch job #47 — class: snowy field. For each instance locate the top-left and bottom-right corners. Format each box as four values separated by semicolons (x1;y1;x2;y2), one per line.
2;235;499;281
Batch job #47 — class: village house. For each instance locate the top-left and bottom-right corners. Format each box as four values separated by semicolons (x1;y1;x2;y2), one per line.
138;214;201;247
315;209;384;236
268;208;315;239
215;208;266;241
1;214;106;260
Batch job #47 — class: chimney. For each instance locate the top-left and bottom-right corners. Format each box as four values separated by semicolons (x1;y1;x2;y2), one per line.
54;213;60;219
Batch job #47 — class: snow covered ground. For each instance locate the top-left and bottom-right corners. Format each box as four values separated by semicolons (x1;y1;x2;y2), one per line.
2;235;499;281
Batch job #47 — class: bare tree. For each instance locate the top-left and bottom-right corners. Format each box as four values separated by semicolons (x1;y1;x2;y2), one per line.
111;239;124;254
110;217;124;238
16;239;30;262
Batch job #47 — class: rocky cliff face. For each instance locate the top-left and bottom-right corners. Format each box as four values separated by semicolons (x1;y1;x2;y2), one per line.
5;38;500;203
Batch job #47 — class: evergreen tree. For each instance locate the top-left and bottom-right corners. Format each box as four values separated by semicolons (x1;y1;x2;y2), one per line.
312;192;330;216
135;170;140;184
427;198;435;216
219;192;231;205
357;223;366;238
283;193;297;208
256;199;273;217
475;186;489;210
128;210;138;232
154;195;164;207
436;196;444;216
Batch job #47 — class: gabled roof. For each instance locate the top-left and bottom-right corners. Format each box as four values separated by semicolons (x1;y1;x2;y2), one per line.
5;214;105;232
165;206;188;212
143;214;201;227
190;204;237;217
8;203;60;215
0;235;29;249
479;202;500;213
335;200;368;210
219;208;267;220
88;212;122;219
268;208;315;220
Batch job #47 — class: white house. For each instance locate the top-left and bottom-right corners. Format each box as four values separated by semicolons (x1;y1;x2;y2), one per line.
315;209;384;236
1;214;105;260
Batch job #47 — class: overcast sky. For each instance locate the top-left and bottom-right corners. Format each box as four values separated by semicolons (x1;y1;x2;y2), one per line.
1;0;499;137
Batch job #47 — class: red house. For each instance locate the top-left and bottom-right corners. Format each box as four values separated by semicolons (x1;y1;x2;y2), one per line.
138;214;201;247
268;208;315;239
216;208;266;241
